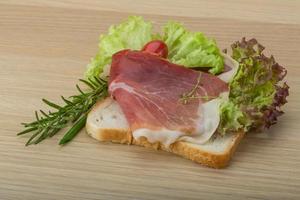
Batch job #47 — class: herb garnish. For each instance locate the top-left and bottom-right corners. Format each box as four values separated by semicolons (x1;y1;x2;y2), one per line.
179;73;217;104
179;73;203;104
17;77;108;146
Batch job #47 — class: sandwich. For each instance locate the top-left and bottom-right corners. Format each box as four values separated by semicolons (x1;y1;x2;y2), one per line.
18;16;289;168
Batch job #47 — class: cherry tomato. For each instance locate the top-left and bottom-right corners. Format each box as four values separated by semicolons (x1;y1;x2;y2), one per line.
142;40;168;58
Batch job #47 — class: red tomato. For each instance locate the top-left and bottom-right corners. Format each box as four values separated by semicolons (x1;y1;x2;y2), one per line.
142;40;168;58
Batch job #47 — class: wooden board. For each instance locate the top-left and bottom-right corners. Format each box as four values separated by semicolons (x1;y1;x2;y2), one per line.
0;1;299;199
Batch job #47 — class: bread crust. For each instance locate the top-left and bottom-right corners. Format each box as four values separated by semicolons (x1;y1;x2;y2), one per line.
86;122;244;168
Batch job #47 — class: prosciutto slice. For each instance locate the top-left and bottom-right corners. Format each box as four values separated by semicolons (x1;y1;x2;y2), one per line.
109;50;229;146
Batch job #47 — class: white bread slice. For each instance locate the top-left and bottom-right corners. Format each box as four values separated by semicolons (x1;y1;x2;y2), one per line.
86;98;244;168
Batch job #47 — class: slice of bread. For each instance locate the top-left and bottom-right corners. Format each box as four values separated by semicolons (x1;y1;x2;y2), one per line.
86;98;244;168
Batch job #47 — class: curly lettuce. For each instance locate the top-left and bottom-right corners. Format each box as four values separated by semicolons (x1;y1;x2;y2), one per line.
85;16;154;79
218;38;289;134
162;22;224;74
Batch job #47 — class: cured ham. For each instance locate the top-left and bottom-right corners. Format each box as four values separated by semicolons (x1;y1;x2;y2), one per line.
218;53;239;83
109;50;229;146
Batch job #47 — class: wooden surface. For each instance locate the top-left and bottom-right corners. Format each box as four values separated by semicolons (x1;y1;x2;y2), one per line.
0;1;300;199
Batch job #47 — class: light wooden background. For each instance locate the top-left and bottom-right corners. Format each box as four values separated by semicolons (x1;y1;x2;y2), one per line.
0;1;300;199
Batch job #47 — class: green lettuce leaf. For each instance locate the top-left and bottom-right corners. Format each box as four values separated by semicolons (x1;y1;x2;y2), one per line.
85;16;154;79
218;38;289;134
85;17;225;78
162;22;224;74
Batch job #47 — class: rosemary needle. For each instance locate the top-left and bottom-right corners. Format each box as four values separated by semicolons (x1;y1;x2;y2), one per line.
59;114;87;145
18;77;108;146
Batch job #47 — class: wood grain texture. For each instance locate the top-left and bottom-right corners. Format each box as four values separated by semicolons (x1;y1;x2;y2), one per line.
0;1;300;199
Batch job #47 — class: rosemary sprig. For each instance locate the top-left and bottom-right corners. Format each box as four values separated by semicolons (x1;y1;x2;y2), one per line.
179;73;217;104
180;73;202;104
18;77;108;146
